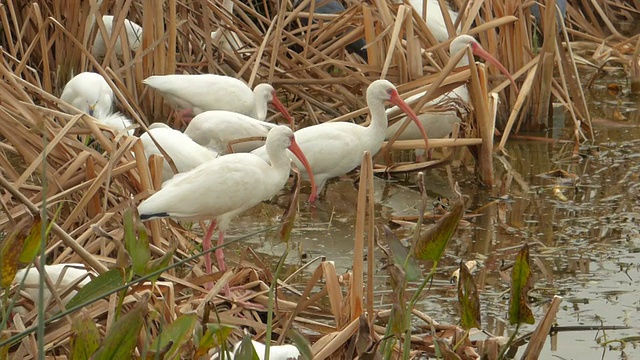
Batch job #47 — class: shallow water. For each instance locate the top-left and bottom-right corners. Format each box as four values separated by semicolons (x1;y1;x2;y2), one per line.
225;73;640;358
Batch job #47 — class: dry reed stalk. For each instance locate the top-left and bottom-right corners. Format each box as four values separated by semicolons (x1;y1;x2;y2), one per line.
1;0;631;357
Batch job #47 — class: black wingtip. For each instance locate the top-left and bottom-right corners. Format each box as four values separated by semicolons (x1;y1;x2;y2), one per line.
140;212;170;221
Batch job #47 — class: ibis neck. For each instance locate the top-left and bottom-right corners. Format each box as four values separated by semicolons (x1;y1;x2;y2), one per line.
366;99;389;144
266;144;290;171
254;93;268;121
456;56;470;68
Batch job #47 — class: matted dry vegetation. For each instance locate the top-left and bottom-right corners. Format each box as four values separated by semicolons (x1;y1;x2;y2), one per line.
0;0;639;359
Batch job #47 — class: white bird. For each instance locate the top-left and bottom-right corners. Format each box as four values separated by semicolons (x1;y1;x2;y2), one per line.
12;264;92;315
211;339;301;360
252;79;430;198
138;125;316;290
408;0;460;42
385;35;518;146
210;29;244;53
60;72;136;136
139;123;218;182
143;74;292;124
60;72;114;120
101;111;135;136
184;110;278;154
91;15;143;59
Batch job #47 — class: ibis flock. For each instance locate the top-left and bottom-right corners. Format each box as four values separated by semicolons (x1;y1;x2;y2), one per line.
11;1;521;358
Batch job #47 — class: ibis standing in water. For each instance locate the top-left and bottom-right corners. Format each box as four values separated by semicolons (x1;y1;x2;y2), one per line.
385;35;519;152
137;126;316;291
252;79;430;198
143;74;292;124
140;123;218;182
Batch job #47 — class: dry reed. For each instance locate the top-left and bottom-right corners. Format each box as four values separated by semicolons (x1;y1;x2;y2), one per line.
0;0;638;358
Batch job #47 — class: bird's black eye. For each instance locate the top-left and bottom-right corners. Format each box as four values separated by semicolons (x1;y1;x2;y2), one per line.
387;88;393;95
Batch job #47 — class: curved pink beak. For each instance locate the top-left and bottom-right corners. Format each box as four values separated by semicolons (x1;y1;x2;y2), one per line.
271;94;295;129
471;42;520;94
389;90;430;152
288;138;317;203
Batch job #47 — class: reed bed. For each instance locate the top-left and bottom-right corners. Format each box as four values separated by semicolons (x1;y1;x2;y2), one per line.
0;0;638;358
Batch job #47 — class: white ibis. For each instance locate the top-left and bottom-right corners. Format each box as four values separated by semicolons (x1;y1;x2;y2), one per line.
137;125;316;289
12;264;92;315
407;0;460;42
101;111;135;136
385;35;518;148
60;72;136;136
211;339;301;360
91;15;143;59
143;74;292;124
252;79;430;198
210;29;244;53
60;72;114;120
184;110;279;154
139;123;218;182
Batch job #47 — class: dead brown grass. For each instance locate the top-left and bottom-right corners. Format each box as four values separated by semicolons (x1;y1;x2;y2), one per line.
0;0;638;358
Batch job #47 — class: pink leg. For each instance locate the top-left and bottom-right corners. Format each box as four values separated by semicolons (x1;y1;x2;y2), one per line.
215;230;226;271
215;231;233;297
178;108;195;125
202;221;217;276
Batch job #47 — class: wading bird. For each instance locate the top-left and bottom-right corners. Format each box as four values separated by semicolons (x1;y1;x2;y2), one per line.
138;126;316;291
252;79;430;198
184;111;281;154
143;74;292;124
385;35;519;158
140;123;218;182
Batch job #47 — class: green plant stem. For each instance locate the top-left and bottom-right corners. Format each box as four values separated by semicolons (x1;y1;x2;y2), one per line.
497;322;521;359
380;317;395;360
452;329;469;352
403;261;439;359
265;241;289;360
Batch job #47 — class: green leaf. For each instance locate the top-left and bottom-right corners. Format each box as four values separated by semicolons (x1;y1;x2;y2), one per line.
457;261;481;330
124;208;149;276
91;294;149;360
69;309;101;360
18;216;43;264
150;314;197;360
382;226;421;282
413;194;465;261
0;223;26;288
143;242;177;282
233;334;259;360
387;264;406;337
509;243;535;325
66;269;124;310
195;323;236;358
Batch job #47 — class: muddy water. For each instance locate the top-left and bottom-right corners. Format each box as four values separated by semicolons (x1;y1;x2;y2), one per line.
225;74;640;358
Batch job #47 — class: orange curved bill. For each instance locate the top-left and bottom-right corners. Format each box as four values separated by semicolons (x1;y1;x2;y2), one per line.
472;43;520;94
389;90;430;152
271;95;295;129
288;139;317;203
